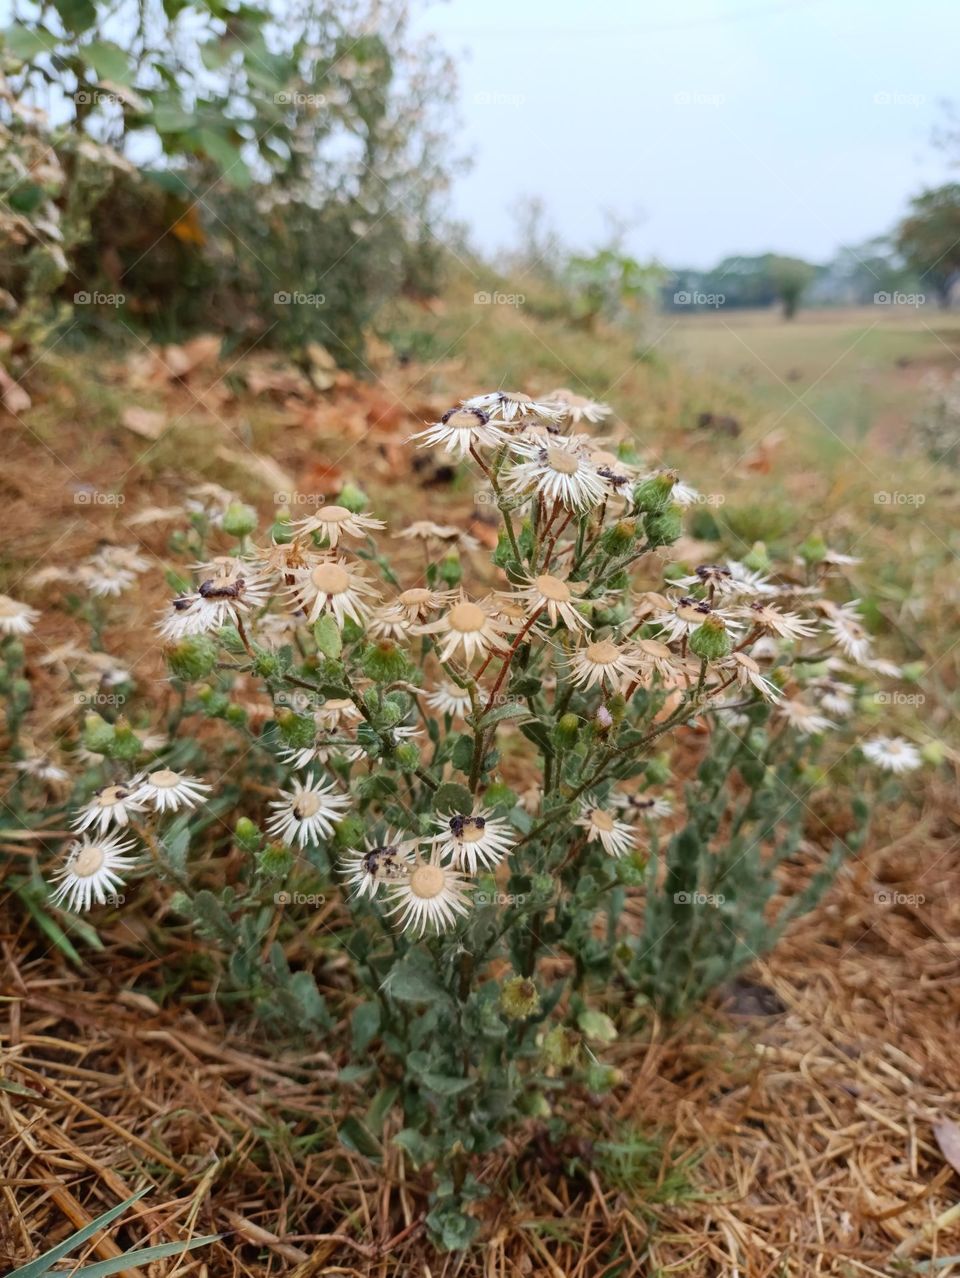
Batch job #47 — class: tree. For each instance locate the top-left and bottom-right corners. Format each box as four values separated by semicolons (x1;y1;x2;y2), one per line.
896;184;960;307
768;255;817;319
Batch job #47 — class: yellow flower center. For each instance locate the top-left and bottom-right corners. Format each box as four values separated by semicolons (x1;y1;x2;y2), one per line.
295;793;322;818
311;563;351;594
98;786;125;808
409;863;446;899
458;822;485;844
546;446;580;476
400;588;432;606
314;505;350;524
149;769;180;788
448;601;486;633
585;640;620;665
590;809;615;832
534;574;571;603
71;844;106;877
445;410;483;432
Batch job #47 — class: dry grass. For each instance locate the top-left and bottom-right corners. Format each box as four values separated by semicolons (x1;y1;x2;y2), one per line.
2;314;959;1275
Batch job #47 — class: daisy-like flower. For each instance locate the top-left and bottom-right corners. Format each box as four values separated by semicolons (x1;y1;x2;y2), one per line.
819;600;872;665
393;587;455;624
386;848;472;937
48;833;137;912
79;560;137;598
634;638;681;681
415;593;512;664
393;522;480;552
185;482;236;526
0;595;39;636
134;768;211;813
576;800;636;858
158;559;271;640
544;387;613;424
672;563;758;599
726;560;777;596
862;735;922;774
424;681;473;718
288;557;380;628
506;436;607;511
817;680;855;717
515;572;591;632
71;782;145;836
315;698;363;732
266;772;350;847
340;833;415;899
719;651;782;702
291;504;385;547
15;755;69;784
777;699;835;736
568;638;642;692
278;731;365;770
653;597;741;644
613;792;674;819
734;601;817;641
434;810;514;873
463;390;564;423
410;406;507;458
367;602;415;641
587;447;636;496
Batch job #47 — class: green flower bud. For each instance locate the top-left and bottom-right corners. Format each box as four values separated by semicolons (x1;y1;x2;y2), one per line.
82;712;115;756
270;508;295;544
643;504;683;548
585;1062;623;1093
111;717;142;761
552;712;580;749
541;1025;580;1070
799;532;828;565
225;703;247;727
742;540;771;573
500;976;541;1021
3;639;25;667
337;483;368;514
395;741;420;771
258;841;294;878
222;501;258;538
921;740;944;766
600;518;638;555
166;635;219;682
362;640;411;684
234;817;261;852
519;1091;551;1119
633;469;677;514
276;708;316;748
438;552;462;587
689;614;732;662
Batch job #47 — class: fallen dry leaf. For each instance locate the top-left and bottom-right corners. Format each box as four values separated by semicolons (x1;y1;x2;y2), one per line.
934;1119;960;1177
121;406;166;439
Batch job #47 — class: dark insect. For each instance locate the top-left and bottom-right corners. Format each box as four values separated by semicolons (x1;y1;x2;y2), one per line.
172;596;195;611
449;814;485;839
679;595;713;616
696;564;731;582
363;845;402;880
596;466;628;489
199;576;244;600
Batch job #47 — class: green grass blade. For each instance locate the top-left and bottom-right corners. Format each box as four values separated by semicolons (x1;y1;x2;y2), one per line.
57;1234;222;1277
10;1189;148;1278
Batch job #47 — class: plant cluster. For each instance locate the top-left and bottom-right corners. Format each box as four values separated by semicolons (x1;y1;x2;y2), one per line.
2;385;925;1247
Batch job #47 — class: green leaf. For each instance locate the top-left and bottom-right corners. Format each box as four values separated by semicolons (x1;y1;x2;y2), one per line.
383;948;449;1006
392;1127;433;1170
11;1190;148;1278
426;1200;480;1251
337;1114;382;1159
577;1008;618;1043
42;1237;221;1278
3;24;54;61
433;781;473;815
418;1072;473;1096
475;701;530;729
83;40;132;84
314;615;342;659
53;0;96;33
196;128;252;187
350;1000;381;1054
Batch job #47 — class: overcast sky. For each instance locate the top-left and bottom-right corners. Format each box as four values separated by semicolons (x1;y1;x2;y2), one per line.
414;0;958;268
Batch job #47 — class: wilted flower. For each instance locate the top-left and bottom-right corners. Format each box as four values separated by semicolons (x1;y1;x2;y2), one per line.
410;405;506;457
862;735;922;773
134;769;211;813
387;848;472;936
507;436;607;511
415;593;512;664
291;504;385;547
576;800;637;858
48;833;137;912
0;595;39;636
288;557;380;628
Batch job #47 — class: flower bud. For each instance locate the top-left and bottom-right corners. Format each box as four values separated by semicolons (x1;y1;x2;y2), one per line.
82;712;115;755
337;483;368;513
600;518;638;555
552;712;580;749
643;504;683;547
921;740;944;766
500;976;541;1021
234;817;261;852
362;640;411;684
395;742;420;771
689;613;731;661
541;1026;580;1070
166;635;219;682
3;639;25;667
633;470;677;513
742;540;771;573
438;552;462;587
222;501;258;538
111;717;142;761
276;708;316;748
799;532;828;565
585;1062;623;1093
225;703;247;727
258;842;294;878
